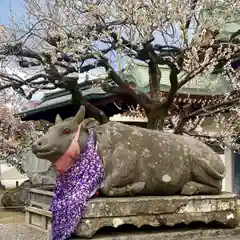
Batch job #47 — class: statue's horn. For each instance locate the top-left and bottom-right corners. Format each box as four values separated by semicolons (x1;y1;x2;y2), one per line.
55;114;63;124
73;105;86;124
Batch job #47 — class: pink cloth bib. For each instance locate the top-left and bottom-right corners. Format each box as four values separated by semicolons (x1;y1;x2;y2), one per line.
54;125;81;175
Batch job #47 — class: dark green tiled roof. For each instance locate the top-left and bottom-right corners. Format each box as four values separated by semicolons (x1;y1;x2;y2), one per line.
124;62;234;96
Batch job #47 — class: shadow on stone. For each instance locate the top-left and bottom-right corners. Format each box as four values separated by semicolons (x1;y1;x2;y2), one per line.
70;222;240;239
95;222;234;235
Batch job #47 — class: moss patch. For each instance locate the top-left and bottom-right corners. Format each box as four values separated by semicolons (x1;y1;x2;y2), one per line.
1;188;25;224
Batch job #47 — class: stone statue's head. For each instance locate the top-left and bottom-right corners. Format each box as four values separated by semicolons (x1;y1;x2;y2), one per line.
31;105;99;163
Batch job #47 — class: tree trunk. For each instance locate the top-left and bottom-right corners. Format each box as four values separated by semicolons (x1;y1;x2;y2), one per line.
146;107;168;131
148;60;161;101
71;89;109;124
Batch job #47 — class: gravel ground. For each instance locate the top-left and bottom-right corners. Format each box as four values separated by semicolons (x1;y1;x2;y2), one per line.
0;224;240;240
0;224;46;240
1;192;46;240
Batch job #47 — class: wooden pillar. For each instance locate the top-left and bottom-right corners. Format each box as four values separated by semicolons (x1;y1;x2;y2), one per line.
221;148;234;192
233;153;240;196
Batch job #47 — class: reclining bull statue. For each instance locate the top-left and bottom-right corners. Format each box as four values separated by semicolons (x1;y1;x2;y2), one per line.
32;106;226;196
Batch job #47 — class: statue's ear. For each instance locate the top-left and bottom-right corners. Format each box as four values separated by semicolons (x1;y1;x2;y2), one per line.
73;105;85;124
55;114;63;124
81;118;99;130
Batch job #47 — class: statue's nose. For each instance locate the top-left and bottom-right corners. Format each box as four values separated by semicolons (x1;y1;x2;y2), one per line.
32;138;48;151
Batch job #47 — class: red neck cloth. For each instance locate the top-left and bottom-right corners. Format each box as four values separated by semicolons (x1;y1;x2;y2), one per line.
54;124;81;175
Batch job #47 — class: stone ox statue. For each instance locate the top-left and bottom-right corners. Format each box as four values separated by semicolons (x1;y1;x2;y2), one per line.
32;106;226;196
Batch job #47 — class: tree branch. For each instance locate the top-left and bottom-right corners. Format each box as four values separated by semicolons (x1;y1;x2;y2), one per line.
1;43;43;63
174;97;240;134
188;97;240;118
101;82;152;105
148;59;161;101
0;73;48;90
165;67;179;105
174;103;193;134
185;0;199;29
99;56;150;111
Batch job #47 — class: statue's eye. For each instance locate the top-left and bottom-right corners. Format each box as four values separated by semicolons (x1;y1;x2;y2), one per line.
63;129;71;134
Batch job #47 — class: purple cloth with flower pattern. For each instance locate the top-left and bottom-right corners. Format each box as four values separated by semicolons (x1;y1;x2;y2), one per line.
50;129;104;240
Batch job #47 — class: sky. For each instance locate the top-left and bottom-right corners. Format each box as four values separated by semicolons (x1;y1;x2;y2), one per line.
0;0;25;25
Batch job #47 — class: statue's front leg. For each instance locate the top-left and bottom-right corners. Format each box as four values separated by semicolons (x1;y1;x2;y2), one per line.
110;182;146;196
101;180;146;197
100;165;139;196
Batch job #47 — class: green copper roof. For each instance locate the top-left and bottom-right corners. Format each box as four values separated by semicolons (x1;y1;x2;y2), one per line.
217;13;240;41
200;2;240;41
124;62;233;96
18;86;113;119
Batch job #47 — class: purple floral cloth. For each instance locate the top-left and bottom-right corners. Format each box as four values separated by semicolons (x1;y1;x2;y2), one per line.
50;129;104;240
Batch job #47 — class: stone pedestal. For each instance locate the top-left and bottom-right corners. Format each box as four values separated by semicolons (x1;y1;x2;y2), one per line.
22;151;57;186
25;188;239;239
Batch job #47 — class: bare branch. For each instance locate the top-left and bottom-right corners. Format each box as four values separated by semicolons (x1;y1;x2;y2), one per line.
188;97;240;118
99;56;150;110
148;59;161;101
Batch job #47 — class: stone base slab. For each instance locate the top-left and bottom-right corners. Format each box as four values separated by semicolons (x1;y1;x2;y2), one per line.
25;188;239;238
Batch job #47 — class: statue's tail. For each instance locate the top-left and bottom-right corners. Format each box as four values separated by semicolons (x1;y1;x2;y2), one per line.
195;158;226;180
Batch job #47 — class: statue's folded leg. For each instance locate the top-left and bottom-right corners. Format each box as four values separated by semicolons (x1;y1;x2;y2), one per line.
101;182;146;197
181;181;221;195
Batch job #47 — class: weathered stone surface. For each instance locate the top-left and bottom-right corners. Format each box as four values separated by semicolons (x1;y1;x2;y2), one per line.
31;106;226;197
26;188;239;238
22;150;57;186
71;227;240;240
1;180;32;211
